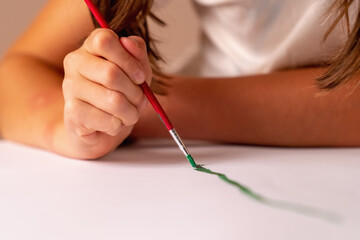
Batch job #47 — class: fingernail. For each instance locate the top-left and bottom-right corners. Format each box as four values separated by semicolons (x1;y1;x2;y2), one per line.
133;69;145;84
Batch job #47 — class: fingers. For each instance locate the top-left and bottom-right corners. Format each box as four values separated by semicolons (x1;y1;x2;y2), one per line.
63;75;141;126
120;36;147;62
64;98;124;138
62;28;152;145
84;28;149;85
65;50;144;107
121;36;153;85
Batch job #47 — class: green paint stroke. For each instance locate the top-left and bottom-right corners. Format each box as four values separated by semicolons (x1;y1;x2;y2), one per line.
194;164;340;222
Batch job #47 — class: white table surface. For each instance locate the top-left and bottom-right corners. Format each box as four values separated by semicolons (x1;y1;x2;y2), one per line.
1;139;359;240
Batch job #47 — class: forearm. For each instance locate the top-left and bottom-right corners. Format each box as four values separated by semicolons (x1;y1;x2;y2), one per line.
0;54;65;150
133;67;360;147
0;55;90;157
0;53;137;159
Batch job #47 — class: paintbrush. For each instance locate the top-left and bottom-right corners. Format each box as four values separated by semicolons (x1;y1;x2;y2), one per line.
83;0;197;167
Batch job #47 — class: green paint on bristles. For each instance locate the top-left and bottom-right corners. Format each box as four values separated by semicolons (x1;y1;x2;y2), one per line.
186;154;197;167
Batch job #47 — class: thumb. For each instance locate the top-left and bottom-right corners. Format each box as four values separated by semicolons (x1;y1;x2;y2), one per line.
120;36;148;62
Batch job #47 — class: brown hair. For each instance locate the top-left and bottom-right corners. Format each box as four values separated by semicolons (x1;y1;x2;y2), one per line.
91;1;360;91
317;0;360;90
91;0;168;94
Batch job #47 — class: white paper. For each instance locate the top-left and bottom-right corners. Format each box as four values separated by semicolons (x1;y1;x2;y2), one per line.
1;140;360;240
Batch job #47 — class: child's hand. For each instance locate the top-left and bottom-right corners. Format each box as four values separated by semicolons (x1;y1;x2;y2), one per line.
62;28;152;158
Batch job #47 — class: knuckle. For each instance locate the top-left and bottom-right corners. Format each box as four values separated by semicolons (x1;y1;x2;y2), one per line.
90;28;103;37
92;29;115;51
105;90;125;108
103;63;120;87
104;90;140;126
63;51;77;69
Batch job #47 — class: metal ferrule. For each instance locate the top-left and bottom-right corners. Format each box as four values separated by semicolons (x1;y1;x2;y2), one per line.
169;129;189;157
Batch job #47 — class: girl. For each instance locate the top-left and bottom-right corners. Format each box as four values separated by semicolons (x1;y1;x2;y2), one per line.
0;0;359;159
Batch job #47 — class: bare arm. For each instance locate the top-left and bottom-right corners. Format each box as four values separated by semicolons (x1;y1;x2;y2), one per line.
0;0;92;151
0;0;151;158
1;0;358;161
133;67;360;147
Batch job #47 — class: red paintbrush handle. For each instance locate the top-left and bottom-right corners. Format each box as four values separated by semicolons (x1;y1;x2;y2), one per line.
84;0;174;131
140;82;174;130
84;0;110;28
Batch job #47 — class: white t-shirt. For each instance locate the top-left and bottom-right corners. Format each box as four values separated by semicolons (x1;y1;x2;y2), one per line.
157;0;357;77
